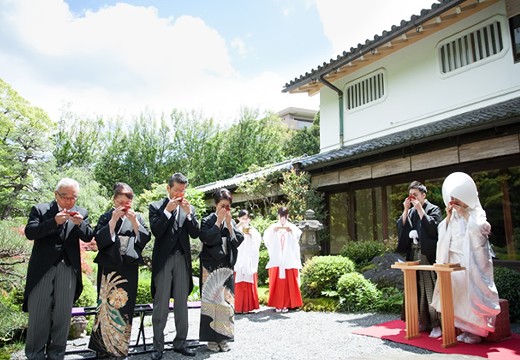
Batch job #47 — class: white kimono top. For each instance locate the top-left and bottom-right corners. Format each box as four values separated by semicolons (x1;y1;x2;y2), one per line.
263;220;302;279
234;226;261;283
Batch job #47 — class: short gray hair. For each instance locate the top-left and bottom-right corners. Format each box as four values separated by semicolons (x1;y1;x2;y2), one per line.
55;178;80;192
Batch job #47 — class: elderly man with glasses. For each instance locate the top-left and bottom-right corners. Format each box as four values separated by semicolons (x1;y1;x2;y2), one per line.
23;177;94;360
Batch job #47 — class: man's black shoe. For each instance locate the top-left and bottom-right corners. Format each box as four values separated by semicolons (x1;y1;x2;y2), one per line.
173;346;196;357
151;350;163;360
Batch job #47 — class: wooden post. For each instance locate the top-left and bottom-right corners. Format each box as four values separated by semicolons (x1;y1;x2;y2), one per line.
391;262;465;348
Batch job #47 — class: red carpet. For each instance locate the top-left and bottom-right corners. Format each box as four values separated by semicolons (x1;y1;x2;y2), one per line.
352;320;520;359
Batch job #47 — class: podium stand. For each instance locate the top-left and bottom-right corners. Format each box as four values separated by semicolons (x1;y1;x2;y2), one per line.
391;262;465;348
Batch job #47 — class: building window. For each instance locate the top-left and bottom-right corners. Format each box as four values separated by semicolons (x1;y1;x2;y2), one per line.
439;20;504;73
345;70;386;110
510;14;520;63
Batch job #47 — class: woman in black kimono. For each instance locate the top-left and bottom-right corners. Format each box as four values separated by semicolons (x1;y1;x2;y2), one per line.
88;182;150;358
199;188;244;352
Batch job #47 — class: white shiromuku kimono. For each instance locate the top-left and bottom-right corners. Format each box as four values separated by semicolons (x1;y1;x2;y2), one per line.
431;172;500;337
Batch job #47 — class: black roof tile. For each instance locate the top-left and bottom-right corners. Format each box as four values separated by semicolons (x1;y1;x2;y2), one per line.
301;97;520;170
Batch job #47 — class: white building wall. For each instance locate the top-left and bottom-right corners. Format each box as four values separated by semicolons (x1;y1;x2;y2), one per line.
320;1;520;152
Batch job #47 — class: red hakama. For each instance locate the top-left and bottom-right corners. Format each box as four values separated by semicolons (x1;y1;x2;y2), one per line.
234;273;260;313
267;267;302;309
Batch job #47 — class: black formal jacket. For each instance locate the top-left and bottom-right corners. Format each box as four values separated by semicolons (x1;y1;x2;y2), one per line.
396;200;442;264
149;198;200;297
199;213;244;268
23;200;94;312
93;209;151;268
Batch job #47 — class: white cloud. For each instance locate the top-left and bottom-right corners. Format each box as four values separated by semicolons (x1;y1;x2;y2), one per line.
314;0;440;57
230;35;253;59
0;0;318;123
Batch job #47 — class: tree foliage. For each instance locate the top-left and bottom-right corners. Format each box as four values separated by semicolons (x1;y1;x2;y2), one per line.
283;111;320;157
53;107;103;169
280;169;325;222
0;79;56;219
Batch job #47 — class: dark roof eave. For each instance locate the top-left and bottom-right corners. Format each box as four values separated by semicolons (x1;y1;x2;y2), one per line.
282;0;467;93
300;97;520;171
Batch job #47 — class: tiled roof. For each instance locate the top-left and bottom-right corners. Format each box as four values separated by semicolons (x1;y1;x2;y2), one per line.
283;0;465;93
195;157;305;193
195;97;520;193
300;96;520;170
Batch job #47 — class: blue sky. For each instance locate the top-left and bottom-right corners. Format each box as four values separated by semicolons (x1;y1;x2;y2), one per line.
0;0;437;123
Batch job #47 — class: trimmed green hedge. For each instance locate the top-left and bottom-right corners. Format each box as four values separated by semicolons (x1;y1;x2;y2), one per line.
494;266;520;322
337;272;380;312
300;256;356;298
340;240;386;269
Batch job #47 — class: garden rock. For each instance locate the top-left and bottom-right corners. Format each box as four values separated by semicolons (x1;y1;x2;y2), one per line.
363;253;405;290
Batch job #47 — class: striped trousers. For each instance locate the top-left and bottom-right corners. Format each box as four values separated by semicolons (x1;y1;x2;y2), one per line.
152;250;190;351
25;261;76;360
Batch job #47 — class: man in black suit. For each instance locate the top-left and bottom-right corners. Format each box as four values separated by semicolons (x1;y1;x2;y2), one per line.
23;178;94;360
149;173;200;359
396;180;442;337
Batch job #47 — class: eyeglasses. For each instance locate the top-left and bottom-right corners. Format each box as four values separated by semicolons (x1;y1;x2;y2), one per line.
56;192;78;201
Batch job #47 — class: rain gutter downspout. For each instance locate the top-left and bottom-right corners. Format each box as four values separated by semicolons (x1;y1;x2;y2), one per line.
319;74;344;148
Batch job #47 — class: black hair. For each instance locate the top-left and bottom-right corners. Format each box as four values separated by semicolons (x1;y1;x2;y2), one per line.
168;173;188;187
408;181;427;194
214;188;232;205
278;207;289;217
113;182;134;198
238;209;249;218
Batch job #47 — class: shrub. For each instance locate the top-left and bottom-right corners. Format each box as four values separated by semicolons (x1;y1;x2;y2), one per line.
257;249;269;286
374;287;403;313
191;259;200;278
258;287;268;305
0;294;27;345
494;266;520;322
136;270;153;305
337;272;381;312
74;274;97;308
188;285;200;301
0;220;31;294
302;297;338;312
340;240;386;268
300;256;355;298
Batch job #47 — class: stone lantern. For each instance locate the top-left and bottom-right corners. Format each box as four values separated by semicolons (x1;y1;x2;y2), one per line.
297;209;323;263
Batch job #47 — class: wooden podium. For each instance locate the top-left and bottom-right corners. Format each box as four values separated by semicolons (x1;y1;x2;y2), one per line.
391;261;465;348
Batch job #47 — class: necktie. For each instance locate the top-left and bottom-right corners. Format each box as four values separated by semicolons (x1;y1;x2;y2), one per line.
61;221;69;240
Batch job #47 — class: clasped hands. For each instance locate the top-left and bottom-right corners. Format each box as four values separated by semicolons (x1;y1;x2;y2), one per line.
55;209;83;226
165;196;192;217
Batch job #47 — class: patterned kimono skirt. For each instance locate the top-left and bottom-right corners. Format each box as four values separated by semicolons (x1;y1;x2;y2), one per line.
88;264;138;357
411;243;440;331
199;262;235;343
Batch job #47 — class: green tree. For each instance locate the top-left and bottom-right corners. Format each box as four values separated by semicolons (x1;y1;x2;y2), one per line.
0;79;56;219
53;106;104;169
279;168;325;223
217;108;290;181
283;111;320;157
169;109;222;186
236;167;282;216
94;121;129;193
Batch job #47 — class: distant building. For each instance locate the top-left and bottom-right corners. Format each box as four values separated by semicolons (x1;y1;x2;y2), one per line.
277;107;317;130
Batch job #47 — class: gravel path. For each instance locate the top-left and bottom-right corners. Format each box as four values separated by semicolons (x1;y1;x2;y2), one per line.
48;306;507;360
